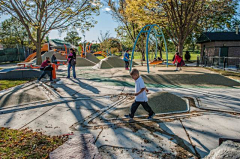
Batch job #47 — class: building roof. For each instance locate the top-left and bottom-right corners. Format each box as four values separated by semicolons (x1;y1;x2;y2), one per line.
197;32;240;43
49;39;77;48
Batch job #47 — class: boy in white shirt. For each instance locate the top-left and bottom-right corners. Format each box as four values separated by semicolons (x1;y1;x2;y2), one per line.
125;69;155;119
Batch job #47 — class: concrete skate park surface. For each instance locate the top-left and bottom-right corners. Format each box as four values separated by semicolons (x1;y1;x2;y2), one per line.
0;69;41;80
93;56;138;69
1;65;240;158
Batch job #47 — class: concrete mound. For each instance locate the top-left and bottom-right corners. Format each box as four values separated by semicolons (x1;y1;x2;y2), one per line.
31;51;67;64
86;53;100;63
204;140;240;159
0;69;41;80
104;91;188;119
93;56;138;69
147;92;188;113
76;57;96;67
41;51;67;61
0;85;47;107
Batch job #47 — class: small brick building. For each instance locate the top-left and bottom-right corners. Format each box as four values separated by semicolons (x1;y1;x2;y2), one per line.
197;32;240;67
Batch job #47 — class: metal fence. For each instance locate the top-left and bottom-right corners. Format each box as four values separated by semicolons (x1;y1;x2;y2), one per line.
0;47;32;63
201;56;240;71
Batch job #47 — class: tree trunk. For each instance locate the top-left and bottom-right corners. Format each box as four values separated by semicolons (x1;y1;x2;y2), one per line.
178;41;184;56
158;42;163;58
141;37;145;62
36;29;42;65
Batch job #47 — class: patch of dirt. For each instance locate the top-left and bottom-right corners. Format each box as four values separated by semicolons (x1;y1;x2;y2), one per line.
184;97;196;107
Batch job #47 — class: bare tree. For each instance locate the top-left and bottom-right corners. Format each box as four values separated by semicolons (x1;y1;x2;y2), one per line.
0;0;100;64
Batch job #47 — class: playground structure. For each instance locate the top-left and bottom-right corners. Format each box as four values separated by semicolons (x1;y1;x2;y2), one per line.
130;24;168;73
20;43;49;63
79;42;93;58
93;51;107;57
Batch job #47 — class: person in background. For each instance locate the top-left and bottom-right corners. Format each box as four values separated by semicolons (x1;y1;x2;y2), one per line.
67;48;76;78
185;51;191;62
38;57;53;82
123;50;130;70
51;53;57;64
173;52;185;71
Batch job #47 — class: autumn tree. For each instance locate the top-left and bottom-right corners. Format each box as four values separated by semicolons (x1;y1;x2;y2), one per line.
0;0;100;64
125;0;238;55
107;0;148;62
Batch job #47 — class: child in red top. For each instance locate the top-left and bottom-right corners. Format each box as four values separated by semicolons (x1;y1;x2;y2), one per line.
173;52;185;71
38;57;53;82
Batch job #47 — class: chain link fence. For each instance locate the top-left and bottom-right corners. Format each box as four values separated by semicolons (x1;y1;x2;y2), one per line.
0;47;32;63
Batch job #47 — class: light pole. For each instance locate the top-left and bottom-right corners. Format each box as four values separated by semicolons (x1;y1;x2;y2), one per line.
83;34;85;57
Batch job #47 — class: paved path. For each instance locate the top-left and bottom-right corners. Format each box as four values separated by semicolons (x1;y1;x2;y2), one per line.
0;66;240;158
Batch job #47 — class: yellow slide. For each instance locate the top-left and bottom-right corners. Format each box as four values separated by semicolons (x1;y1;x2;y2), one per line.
93;51;107;57
150;60;163;65
24;43;49;62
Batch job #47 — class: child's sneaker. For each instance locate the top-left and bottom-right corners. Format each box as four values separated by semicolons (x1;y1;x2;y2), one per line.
147;113;155;119
124;115;133;119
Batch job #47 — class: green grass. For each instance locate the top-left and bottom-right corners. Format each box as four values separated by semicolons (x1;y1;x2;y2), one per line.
0;127;68;158
96;56;105;60
0;80;28;91
95;51;200;62
132;52;200;61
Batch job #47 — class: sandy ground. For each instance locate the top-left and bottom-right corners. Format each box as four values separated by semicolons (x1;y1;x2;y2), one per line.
0;65;240;158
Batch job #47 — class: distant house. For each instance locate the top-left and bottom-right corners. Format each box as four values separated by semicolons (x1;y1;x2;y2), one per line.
197;32;240;58
197;31;240;67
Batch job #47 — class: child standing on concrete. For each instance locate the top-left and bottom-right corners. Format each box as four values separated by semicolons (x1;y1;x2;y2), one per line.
125;69;155;119
123;50;130;70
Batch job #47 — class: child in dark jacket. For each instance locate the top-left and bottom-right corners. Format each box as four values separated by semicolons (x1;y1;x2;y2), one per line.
67;48;77;78
38;57;53;82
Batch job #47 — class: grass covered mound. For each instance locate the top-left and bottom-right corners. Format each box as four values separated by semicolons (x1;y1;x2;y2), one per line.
105;91;188;119
0;127;68;158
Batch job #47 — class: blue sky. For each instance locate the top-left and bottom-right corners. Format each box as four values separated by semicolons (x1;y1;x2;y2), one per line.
0;6;119;43
50;7;119;42
1;2;239;43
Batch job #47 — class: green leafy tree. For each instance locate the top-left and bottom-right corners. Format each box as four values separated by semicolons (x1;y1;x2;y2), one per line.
0;17;29;48
64;31;81;46
107;0;147;62
125;0;238;55
0;0;100;64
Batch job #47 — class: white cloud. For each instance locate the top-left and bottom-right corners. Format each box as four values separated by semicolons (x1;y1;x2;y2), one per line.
103;7;111;12
90;0;101;6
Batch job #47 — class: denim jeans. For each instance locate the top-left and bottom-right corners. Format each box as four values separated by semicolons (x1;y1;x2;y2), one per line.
129;101;154;118
125;61;129;69
38;70;52;81
67;63;76;78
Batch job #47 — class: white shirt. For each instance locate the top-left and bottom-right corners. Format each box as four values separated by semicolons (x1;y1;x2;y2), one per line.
135;76;148;102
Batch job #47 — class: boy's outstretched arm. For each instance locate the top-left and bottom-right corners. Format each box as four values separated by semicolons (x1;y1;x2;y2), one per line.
135;87;148;96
